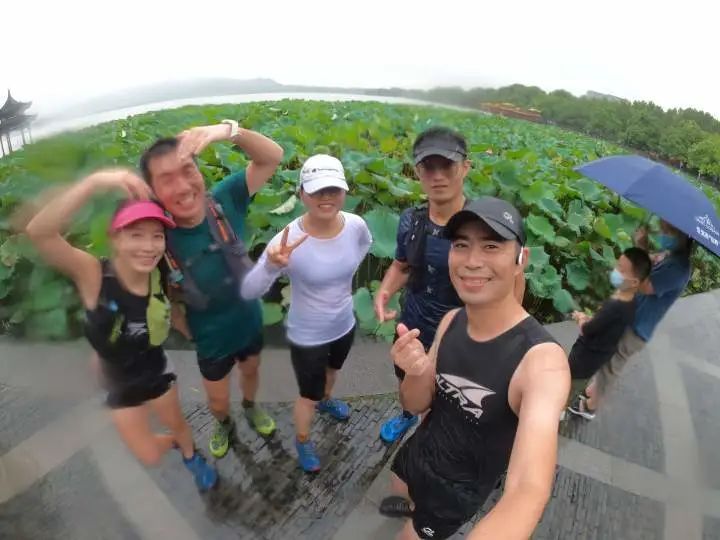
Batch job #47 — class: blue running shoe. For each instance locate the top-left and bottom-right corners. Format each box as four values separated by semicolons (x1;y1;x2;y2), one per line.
295;439;321;472
380;413;418;444
317;398;350;421
183;451;218;491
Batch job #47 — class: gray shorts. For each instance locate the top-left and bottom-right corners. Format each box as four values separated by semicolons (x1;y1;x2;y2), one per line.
591;327;647;400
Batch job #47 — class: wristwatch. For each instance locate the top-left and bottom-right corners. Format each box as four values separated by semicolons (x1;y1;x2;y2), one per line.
221;119;239;138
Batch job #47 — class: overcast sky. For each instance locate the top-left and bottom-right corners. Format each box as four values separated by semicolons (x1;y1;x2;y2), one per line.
1;0;717;118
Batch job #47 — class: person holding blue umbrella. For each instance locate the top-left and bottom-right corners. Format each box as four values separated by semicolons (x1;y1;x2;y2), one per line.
572;220;692;416
572;155;705;416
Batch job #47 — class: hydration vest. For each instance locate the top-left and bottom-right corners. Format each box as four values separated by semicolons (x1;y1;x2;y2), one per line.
164;194;254;311
405;199;469;293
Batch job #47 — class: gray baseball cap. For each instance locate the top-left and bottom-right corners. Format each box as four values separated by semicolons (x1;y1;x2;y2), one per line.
412;130;467;165
445;197;526;244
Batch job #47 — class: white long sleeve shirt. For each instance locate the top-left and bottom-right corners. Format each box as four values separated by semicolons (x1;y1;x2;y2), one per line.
241;212;372;346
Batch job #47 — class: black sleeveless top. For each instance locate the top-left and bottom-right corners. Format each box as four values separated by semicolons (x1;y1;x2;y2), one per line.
420;308;556;486
84;260;169;387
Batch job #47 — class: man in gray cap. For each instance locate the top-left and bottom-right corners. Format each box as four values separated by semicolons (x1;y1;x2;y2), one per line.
377;128;526;518
387;197;568;540
375;127;471;445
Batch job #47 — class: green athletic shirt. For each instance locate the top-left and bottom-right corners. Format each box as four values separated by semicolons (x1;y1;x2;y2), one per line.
166;170;263;359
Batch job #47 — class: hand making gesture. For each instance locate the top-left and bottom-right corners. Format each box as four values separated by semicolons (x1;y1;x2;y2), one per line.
266;226;309;268
391;323;431;377
374;289;398;323
90;168;153;200
176;124;234;159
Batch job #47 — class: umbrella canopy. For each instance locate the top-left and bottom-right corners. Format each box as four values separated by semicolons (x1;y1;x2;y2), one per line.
576;155;720;257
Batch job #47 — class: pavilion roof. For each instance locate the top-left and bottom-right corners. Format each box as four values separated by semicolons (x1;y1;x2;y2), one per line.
0;91;32;119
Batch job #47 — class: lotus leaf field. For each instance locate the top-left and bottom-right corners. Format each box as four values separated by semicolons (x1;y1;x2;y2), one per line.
2;100;720;341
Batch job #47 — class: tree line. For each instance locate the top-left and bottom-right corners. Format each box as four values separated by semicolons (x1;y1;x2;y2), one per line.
370;84;720;180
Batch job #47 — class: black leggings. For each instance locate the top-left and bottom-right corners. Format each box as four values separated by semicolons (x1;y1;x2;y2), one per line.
289;326;355;401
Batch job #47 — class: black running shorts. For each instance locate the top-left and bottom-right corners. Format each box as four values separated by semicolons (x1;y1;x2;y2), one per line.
289;326;355;401
106;373;177;409
391;428;496;539
197;333;264;382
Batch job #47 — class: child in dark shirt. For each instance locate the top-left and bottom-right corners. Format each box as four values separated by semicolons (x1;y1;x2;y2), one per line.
567;247;652;420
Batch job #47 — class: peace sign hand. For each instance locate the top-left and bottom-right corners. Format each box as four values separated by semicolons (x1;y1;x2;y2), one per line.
266;226;309;268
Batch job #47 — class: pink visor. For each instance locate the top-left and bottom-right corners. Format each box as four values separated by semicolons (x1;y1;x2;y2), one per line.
110;200;176;232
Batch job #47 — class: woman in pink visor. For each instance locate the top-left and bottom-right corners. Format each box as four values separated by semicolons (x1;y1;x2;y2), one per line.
26;168;217;491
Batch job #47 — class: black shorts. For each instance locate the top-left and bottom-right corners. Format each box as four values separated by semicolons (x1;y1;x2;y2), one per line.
289;326;355;401
568;342;614;380
197;334;264;382
391;428;496;540
393;330;432;381
106;373;177;409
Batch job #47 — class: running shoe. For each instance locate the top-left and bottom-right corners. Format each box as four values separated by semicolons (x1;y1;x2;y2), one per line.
183;451;219;491
379;495;413;518
380;413;418;444
295;439;321;473
317;398;350;421
567;395;596;420
245;405;276;436
209;418;233;458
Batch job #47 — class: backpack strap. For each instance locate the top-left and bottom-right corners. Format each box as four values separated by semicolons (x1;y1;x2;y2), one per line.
205;194;238;243
405;205;429;291
147;268;171;347
95;259;125;343
149;267;164;298
404;198;469;292
162;194;253;311
204;194;255;285
164;232;211;310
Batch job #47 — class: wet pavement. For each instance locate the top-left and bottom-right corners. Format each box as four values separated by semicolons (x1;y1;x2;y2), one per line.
148;398;398;540
2;289;720;539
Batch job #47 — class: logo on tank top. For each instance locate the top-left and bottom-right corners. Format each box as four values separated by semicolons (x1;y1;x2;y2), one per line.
436;373;495;419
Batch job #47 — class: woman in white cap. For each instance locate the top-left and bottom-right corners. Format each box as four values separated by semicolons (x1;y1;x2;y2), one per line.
241;154;372;472
25;168;218;491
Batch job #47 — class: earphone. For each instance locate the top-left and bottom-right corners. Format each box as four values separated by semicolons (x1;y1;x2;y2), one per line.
517;247;525;266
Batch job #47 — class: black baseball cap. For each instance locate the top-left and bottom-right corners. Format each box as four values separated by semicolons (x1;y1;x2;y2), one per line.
413;128;467;165
445;197;526;244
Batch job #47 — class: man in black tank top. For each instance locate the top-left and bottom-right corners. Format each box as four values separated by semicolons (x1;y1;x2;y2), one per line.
388;197;570;540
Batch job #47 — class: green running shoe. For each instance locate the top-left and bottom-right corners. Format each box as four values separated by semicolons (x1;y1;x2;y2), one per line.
245;406;276;437
209;418;233;458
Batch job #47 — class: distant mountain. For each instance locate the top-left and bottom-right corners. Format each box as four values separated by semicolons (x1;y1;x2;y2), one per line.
39;78;386;123
583;90;628;103
42;78;283;121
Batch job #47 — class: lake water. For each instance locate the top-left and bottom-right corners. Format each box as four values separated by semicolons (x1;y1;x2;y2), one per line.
2;92;479;152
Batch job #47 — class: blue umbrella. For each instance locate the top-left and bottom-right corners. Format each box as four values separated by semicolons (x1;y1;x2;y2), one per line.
575;154;720;257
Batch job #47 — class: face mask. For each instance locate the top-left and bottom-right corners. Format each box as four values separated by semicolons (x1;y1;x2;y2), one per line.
609;269;625;289
657;234;678;251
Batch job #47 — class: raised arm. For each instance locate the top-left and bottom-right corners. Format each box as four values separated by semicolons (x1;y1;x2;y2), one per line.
25;169;151;309
467;342;569;539
240;226;307;300
176;123;283;196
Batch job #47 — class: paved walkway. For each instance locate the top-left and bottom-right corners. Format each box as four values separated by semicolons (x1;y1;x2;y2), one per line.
2;289;720;539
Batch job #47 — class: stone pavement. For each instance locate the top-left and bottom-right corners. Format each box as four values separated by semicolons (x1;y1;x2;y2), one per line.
2;289;720;539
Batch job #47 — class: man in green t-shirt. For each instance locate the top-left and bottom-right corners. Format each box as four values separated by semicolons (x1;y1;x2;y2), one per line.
140;121;283;458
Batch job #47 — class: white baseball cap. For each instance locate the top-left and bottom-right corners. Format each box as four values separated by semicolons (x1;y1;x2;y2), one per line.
299;154;349;194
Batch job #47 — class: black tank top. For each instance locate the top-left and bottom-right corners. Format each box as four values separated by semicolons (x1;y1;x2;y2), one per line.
420;308;557;486
84;259;169;386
